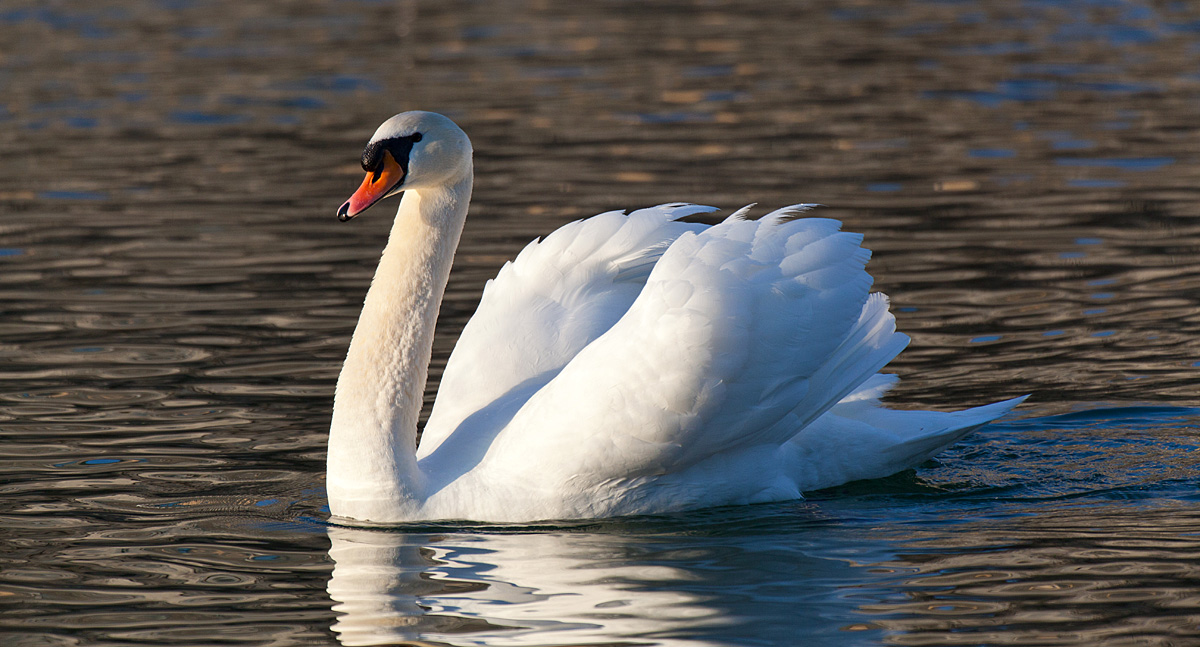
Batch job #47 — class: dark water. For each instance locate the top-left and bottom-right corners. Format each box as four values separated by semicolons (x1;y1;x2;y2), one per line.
3;0;1200;645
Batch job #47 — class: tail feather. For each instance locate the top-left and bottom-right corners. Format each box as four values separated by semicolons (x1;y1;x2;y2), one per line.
878;396;1029;468
784;391;1028;492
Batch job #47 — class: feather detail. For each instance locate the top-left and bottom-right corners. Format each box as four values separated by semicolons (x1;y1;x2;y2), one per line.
726;204;756;221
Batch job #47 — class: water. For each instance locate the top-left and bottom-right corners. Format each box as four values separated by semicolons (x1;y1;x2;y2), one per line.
2;0;1200;644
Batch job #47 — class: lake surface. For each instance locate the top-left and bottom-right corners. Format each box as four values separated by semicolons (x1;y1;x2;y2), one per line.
2;0;1200;645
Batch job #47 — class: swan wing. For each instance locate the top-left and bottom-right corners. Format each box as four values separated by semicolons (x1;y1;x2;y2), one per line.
418;204;711;458
483;210;910;509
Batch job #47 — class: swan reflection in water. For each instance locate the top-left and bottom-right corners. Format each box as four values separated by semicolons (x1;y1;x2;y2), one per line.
326;520;873;646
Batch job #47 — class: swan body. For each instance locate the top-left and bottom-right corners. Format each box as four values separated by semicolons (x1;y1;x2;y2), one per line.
327;111;1025;523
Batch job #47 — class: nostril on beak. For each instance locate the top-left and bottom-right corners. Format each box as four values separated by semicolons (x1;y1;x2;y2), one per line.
337;200;353;222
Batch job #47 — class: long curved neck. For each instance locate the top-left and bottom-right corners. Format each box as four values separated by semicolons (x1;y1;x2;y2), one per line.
327;172;472;520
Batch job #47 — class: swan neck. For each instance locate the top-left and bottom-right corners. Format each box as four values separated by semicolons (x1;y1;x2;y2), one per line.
327;173;471;519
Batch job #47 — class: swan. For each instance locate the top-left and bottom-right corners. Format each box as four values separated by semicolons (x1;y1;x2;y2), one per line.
327;111;1025;524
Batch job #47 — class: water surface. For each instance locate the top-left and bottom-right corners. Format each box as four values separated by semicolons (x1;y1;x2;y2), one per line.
2;0;1200;645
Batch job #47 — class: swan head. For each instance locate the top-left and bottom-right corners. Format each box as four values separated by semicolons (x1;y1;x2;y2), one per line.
337;111;473;221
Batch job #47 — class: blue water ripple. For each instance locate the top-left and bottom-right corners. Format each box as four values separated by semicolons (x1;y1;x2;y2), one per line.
170;111;251;125
1052;139;1094;150
1057;157;1173;171
275;75;381;94
683;65;734;78
969;148;1016;158
40;190;106;200
1068;179;1126;188
621;112;714;124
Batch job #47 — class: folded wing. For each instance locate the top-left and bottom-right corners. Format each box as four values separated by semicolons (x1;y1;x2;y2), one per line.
482;209;911;506
419;204;711;461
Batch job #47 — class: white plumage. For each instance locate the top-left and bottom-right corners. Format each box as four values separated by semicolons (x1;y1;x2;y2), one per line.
326;111;1024;523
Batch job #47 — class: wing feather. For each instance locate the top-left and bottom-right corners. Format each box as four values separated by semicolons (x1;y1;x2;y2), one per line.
417;204;710;459
481;212;909;500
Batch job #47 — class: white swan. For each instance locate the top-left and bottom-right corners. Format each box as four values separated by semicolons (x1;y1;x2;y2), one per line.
327;111;1025;523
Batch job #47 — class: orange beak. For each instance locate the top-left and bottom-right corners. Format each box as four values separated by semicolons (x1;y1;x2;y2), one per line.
337;150;406;221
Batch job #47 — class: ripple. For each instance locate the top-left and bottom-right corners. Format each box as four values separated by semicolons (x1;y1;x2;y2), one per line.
39;190;107;201
192;383;332;397
0;388;167;407
72;315;194;331
14;344;211;366
0;322;65;337
1056;156;1175;171
5;0;1200;644
201;361;332;379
